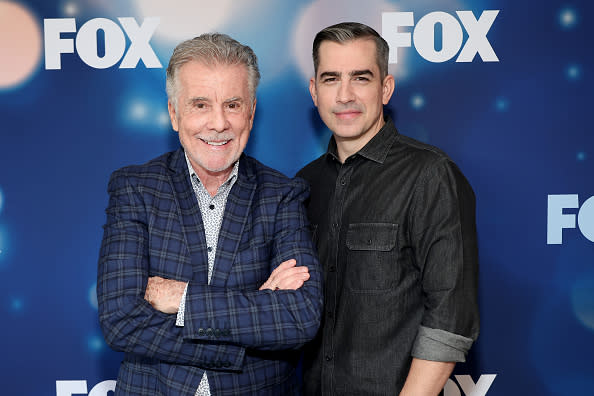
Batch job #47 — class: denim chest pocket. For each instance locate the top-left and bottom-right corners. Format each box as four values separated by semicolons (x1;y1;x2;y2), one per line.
345;222;399;291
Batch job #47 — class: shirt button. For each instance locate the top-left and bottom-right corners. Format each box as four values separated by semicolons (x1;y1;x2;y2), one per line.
367;239;372;245
209;204;215;210
340;178;346;185
325;355;332;361
329;266;336;272
207;246;213;252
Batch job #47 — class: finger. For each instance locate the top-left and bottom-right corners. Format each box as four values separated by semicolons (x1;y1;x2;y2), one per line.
273;265;309;284
260;259;299;290
275;271;310;290
269;259;297;278
265;260;298;286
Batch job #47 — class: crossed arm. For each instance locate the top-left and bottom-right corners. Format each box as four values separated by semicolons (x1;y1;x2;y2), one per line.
144;259;311;314
98;170;323;367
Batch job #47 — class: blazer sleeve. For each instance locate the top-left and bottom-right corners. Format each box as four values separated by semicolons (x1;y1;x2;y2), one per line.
97;169;246;369
181;177;324;350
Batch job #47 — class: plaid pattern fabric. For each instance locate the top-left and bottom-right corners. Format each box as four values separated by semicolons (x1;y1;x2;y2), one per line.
97;148;323;396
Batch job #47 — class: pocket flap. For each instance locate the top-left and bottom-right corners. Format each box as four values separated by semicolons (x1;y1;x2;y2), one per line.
346;223;398;251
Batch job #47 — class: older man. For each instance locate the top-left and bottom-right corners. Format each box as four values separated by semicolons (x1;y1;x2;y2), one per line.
98;33;322;396
298;22;480;396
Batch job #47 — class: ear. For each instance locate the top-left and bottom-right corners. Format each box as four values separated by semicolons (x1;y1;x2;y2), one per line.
168;100;179;132
309;77;318;107
249;98;257;129
382;74;395;105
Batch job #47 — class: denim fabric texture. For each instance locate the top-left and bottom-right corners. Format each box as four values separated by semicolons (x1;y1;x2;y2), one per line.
297;118;479;396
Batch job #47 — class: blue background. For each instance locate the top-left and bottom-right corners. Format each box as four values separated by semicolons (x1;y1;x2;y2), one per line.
1;0;593;395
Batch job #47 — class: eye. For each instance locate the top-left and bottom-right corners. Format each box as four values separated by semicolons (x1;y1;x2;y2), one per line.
322;77;337;83
226;102;242;111
354;76;370;82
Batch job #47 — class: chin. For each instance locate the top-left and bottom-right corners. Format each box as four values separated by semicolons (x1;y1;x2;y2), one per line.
205;154;240;173
334;127;365;139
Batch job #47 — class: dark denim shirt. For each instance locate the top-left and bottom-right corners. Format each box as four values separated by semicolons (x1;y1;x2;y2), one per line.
297;118;480;396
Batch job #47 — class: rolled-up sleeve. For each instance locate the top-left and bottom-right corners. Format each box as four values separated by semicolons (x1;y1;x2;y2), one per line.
409;158;480;362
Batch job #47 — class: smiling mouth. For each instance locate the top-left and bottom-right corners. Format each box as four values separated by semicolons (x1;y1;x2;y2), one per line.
335;111;361;119
200;139;230;146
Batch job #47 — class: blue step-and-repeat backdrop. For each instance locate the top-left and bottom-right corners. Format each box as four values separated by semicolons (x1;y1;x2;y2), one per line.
1;0;593;395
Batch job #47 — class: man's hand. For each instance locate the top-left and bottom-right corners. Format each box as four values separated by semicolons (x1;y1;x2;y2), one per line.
259;259;310;291
144;276;187;314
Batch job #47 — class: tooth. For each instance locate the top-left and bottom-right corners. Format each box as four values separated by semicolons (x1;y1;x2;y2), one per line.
207;141;227;146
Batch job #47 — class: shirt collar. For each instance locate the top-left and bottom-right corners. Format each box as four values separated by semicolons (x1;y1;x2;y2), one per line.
184;152;239;188
326;117;398;165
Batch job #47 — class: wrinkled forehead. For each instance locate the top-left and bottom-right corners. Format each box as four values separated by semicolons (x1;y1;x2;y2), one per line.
177;61;249;92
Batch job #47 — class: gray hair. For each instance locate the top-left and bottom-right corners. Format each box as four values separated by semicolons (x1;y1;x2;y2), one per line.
166;33;260;110
312;22;389;80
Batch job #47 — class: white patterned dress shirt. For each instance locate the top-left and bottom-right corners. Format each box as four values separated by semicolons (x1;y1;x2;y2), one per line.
176;153;239;396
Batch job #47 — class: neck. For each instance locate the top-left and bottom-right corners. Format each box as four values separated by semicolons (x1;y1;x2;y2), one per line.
335;116;385;163
194;166;234;197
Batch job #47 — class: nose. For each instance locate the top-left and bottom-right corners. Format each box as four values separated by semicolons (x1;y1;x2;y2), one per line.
336;80;355;104
208;106;230;132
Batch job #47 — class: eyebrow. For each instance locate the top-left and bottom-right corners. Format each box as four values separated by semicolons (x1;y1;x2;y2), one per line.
223;97;243;104
319;69;374;79
351;69;374;77
188;96;209;104
187;96;244;105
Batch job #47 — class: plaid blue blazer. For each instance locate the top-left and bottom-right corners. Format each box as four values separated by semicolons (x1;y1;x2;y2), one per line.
97;148;323;395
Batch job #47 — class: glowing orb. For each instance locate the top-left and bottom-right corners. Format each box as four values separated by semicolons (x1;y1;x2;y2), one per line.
0;2;42;89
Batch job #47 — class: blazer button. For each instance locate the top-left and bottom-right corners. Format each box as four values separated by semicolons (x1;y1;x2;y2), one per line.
198;328;205;336
214;329;221;338
206;328;214;337
223;329;231;336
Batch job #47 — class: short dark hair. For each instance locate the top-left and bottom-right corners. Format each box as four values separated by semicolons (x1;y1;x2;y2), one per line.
312;22;389;79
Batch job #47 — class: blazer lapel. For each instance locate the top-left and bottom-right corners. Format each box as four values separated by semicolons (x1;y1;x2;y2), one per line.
209;156;256;287
168;149;209;284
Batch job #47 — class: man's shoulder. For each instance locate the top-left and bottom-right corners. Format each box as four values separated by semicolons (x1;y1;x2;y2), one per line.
243;155;295;183
394;133;451;164
107;150;181;191
394;132;472;189
241;155;308;195
295;154;326;183
114;151;178;176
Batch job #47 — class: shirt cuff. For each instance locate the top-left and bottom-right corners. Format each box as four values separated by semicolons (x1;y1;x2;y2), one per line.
411;326;474;362
175;283;188;327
